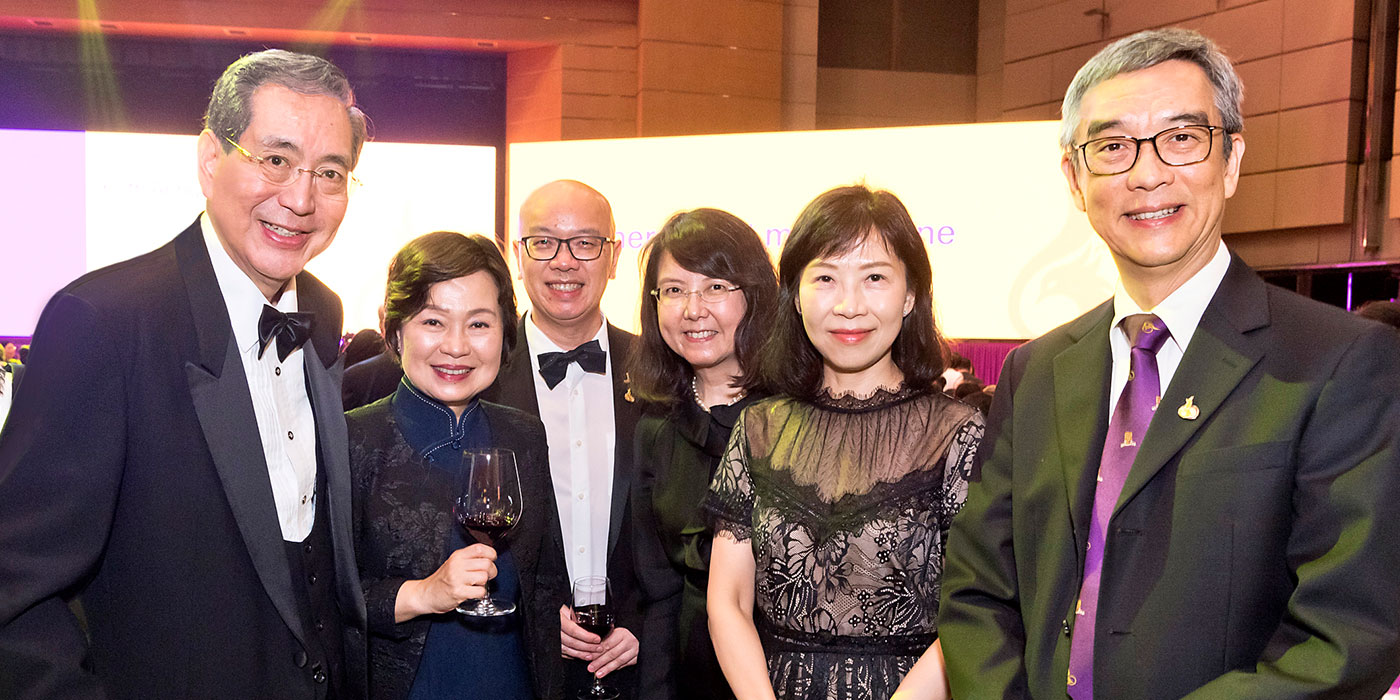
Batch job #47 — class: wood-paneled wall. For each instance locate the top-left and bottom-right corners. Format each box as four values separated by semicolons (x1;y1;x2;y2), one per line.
977;0;1391;266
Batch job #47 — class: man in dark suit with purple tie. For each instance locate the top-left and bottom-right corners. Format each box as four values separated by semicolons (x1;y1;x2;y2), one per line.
940;28;1400;699
0;50;370;699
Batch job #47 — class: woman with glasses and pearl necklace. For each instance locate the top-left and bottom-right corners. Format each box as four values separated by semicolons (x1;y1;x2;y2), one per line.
627;208;780;700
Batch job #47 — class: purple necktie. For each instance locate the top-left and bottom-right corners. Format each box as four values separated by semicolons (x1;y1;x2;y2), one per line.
1068;314;1171;699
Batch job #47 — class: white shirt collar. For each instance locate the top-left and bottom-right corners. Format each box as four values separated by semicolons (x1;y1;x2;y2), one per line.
1111;240;1231;352
523;310;610;372
201;212;298;355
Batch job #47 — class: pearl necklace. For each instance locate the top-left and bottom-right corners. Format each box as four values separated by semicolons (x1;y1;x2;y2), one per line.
693;376;745;408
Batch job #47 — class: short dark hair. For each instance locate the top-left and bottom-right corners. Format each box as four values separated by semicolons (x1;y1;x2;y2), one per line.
205;49;369;168
342;328;384;366
947;351;973;373
382;231;517;365
762;184;947;399
628;208;778;411
954;379;985;399
962;389;992;416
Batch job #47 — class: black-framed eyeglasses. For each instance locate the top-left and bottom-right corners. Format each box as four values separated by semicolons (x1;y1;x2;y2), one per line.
1074;124;1224;175
224;136;360;197
649;283;742;305
519;235;612;261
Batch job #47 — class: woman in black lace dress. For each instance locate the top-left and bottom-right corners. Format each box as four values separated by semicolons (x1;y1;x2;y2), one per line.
627;209;779;700
705;186;984;700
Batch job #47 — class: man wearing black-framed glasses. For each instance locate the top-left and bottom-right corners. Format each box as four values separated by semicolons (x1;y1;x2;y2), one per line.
941;28;1400;700
484;179;645;699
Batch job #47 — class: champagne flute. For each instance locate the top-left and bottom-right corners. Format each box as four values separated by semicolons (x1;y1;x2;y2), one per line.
572;576;619;700
453;448;522;617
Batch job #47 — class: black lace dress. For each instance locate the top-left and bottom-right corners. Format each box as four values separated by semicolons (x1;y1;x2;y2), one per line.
705;385;983;699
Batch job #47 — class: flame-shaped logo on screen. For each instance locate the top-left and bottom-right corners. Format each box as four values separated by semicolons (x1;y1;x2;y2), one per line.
1006;211;1114;338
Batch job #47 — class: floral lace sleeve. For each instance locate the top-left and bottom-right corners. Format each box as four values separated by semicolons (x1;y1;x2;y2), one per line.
940;413;985;542
704;406;755;542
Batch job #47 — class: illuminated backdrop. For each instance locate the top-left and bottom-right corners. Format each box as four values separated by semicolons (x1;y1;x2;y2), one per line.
4;121;1115;342
1;128;497;337
509;121;1116;340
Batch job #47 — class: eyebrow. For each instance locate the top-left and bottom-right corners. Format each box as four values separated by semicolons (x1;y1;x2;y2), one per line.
422;303;497;314
257;135;351;169
656;275;716;286
1084;111;1212;139
808;260;897;271
526;227;607;238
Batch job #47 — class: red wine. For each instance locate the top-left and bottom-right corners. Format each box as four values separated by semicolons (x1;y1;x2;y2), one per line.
457;512;516;543
574;604;614;637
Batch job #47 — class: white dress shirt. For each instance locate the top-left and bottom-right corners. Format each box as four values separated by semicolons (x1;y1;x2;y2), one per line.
1108;241;1232;420
202;214;318;542
524;312;616;585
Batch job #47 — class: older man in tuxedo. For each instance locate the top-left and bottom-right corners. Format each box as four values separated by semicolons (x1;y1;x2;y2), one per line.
0;50;369;699
940;29;1400;699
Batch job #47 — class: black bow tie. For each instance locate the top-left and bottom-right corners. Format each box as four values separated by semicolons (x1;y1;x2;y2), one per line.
257;304;315;362
537;339;606;389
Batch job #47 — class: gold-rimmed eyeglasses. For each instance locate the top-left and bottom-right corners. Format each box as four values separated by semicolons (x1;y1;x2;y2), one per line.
650;283;742;305
1074;124;1224;175
223;136;360;197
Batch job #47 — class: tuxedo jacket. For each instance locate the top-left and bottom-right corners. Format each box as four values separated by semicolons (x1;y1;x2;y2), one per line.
939;255;1400;699
482;319;643;697
0;219;368;699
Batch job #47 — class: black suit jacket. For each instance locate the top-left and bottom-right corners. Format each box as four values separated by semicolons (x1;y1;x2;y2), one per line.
482;317;643;698
0;219;368;699
342;351;403;412
940;255;1400;699
348;397;568;700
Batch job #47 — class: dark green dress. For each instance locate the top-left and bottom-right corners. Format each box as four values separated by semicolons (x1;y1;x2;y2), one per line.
633;393;764;700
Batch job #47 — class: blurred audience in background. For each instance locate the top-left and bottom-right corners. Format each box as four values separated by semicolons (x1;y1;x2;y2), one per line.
343;307;404;411
342;328;385;367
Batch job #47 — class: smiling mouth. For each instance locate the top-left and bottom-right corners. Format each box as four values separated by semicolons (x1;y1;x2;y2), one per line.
434;366;473;379
831;330;872;343
1128;206;1181;221
684;330;717;340
263;221;305;237
547;282;582;292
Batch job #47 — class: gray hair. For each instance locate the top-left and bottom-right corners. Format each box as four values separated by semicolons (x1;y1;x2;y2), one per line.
1060;28;1243;158
204;49;369;169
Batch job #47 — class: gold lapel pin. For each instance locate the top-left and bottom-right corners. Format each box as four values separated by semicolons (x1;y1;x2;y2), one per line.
1177;395;1199;420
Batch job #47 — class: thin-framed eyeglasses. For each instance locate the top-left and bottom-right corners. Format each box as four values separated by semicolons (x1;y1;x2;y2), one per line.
1074;124;1224;175
650;283;743;305
224;136;360;197
519;235;612;261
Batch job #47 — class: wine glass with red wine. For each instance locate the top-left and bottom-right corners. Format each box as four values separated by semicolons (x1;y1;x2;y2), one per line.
453;448;522;617
572;576;619;700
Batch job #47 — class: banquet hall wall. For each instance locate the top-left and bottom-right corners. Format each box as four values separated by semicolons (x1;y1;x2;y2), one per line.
2;0;1395;304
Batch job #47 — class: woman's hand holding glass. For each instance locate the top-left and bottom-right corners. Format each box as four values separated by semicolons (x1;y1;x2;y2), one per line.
393;543;498;622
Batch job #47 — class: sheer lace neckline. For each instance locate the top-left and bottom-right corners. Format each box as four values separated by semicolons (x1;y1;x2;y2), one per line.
813;383;921;413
